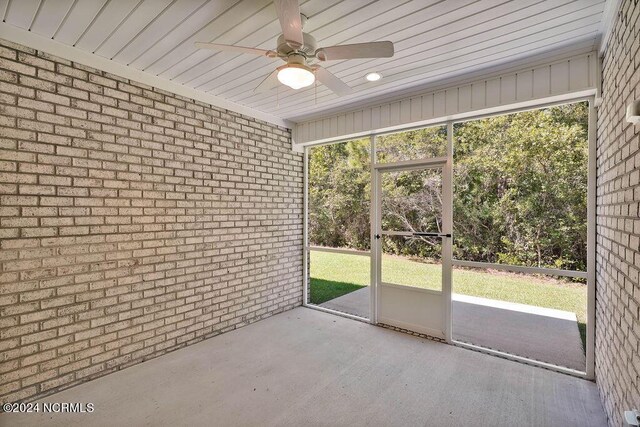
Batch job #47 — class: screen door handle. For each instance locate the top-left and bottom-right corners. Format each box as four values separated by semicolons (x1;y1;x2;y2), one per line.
412;232;451;238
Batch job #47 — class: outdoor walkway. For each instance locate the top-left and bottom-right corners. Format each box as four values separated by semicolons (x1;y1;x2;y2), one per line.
319;288;586;371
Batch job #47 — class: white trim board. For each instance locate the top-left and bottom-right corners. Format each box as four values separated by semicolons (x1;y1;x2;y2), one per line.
598;0;623;55
0;23;293;130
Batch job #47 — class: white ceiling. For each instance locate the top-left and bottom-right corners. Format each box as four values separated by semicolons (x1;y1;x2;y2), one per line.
0;0;607;123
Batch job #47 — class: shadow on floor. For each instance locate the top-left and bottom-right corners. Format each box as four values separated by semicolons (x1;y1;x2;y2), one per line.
309;279;365;306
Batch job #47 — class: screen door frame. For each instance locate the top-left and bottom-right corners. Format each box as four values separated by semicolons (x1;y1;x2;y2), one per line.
371;150;453;342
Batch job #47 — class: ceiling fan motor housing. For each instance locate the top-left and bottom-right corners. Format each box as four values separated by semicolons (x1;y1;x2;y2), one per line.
276;32;317;60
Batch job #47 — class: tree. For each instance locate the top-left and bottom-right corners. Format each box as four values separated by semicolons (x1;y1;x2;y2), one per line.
309;138;371;250
453;102;588;270
308;102;588;272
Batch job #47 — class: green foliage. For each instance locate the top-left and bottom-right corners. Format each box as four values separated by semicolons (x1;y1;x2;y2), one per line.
377;126;447;162
453;102;588;270
309;138;371;250
308;102;588;271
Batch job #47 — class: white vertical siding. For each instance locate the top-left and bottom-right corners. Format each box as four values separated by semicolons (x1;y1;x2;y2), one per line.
293;52;598;145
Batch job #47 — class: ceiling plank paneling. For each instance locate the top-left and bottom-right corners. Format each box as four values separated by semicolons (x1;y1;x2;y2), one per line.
0;0;9;22
238;0;604;115
224;0;502;100
279;33;599;119
112;0;207;64
225;0;510;98
265;26;600;117
74;0;141;52
281;35;599;120
131;0;240;72
222;0;520;102
30;0;75;38
162;0;275;81
53;0;107;45
181;19;283;88
2;0;608;123
4;0;40;29
94;0;174;59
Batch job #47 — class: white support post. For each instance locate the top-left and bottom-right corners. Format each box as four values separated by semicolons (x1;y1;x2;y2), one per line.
443;122;454;343
369;134;378;324
586;97;597;380
302;147;309;307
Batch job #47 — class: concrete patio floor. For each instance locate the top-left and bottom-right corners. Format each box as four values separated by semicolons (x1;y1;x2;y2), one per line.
2;307;605;427
320;287;586;371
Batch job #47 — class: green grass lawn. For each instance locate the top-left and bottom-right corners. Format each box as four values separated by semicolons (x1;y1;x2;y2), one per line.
310;250;587;345
309;251;370;305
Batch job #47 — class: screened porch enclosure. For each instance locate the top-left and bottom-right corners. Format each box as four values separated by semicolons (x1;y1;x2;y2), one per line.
305;101;592;375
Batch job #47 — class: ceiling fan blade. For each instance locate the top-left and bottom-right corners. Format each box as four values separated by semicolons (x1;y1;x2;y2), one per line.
313;66;352;96
315;41;394;61
273;0;303;49
195;42;277;57
254;70;280;93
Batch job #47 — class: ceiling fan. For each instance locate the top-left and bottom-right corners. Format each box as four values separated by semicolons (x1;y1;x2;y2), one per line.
194;0;394;96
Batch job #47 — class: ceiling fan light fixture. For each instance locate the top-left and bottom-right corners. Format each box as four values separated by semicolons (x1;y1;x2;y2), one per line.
195;2;395;96
277;64;315;90
365;72;382;82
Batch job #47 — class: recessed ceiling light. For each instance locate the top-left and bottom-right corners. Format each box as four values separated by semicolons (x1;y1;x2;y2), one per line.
365;72;382;82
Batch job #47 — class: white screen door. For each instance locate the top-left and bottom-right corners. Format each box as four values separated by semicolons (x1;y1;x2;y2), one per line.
372;159;452;339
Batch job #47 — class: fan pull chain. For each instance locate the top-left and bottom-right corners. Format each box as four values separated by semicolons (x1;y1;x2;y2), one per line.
276;85;279;108
314;79;317;105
